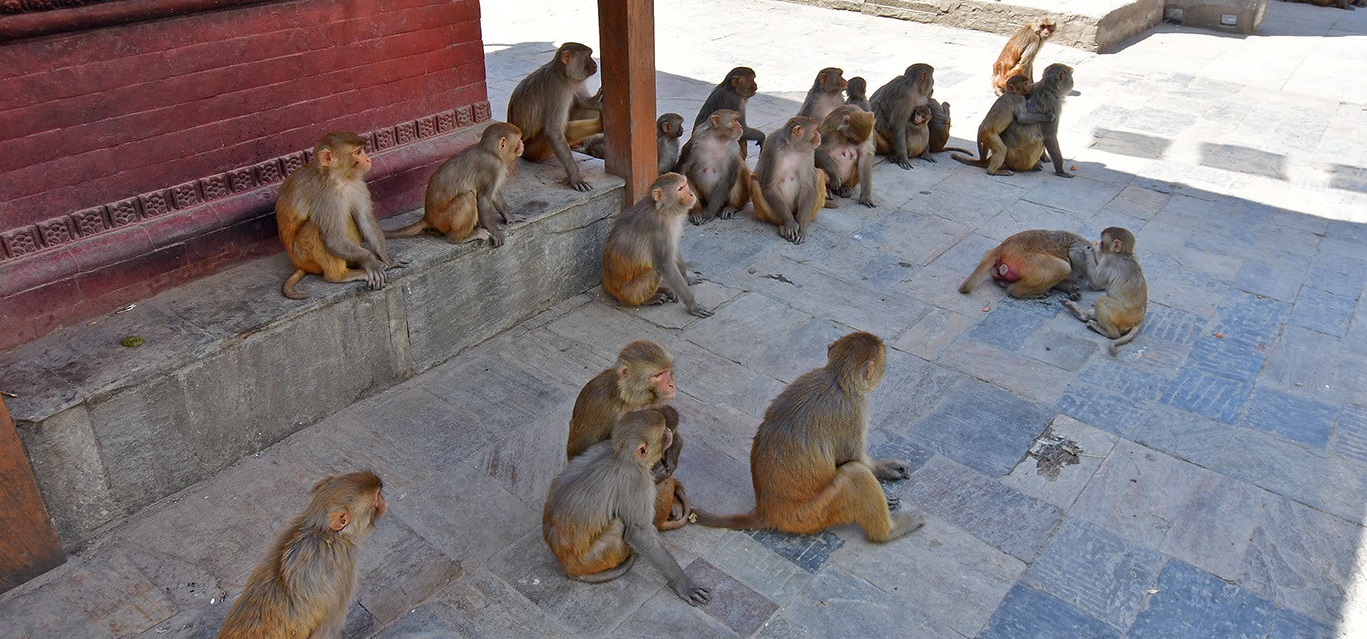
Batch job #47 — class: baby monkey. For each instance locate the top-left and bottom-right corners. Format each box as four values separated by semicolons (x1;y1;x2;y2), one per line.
1062;227;1147;355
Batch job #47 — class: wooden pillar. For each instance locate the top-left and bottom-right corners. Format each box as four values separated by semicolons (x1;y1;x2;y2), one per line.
0;396;65;594
597;0;657;207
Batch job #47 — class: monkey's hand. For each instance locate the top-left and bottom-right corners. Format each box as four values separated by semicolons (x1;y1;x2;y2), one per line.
651;461;670;483
886;495;901;511
362;257;387;290
688;211;713;226
503;212;527;224
833;185;853;198
382;255;411;269
686;304;714;318
571;179;594;192
670;578;712;607
686;273;704;286
719;205;740;220
487;229;506;248
894;157;913;170
780;222;805;244
874;459;910;480
1054;168;1075;178
857;194;877;208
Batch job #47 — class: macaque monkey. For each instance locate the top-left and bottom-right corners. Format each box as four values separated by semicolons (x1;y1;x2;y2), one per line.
601;173;713;317
750;116;827;244
815;105;876;209
507;42;603;191
217;472;387;639
959;229;1093;299
543;408;713;606
797;67;848;123
870;63;936;169
1000;63;1075;177
844;76;871;112
693;332;922;543
694;67;765;157
950;75;1055;176
992;18;1055;95
877;104;934;164
580;113;685;177
567;340;691;530
276;132;406;300
927;98;970;154
1062;227;1148;356
385;122;524;248
676;109;751;225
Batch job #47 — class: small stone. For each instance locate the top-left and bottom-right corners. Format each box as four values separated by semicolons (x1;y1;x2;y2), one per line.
120;335;146;348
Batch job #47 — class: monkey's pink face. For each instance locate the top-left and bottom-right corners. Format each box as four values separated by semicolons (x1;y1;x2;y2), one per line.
652;367;676;402
351;147;372;174
674;179;697;210
1039;25;1054;37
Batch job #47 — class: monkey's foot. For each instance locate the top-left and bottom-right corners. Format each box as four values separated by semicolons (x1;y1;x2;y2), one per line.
570;179;594;192
874;458;910;481
719;206;740;220
834;186;854;198
504;213;528;224
888;512;926;540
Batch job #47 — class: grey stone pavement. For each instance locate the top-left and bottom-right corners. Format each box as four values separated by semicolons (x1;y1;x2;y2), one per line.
5;0;1367;637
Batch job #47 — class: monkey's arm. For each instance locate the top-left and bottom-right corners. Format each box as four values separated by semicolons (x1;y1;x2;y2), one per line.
1042;122;1072;177
657;243;711;318
475;192;507;247
573;87;603;111
855;144;876;207
549;123;592;192
624;522;711;606
314;193;386;287
738;112;766;146
889;118;913;170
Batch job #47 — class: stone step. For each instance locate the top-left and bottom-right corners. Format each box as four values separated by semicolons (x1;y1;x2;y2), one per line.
0;134;624;548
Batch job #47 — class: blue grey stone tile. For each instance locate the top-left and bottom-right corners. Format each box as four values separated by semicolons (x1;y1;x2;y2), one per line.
978;584;1121;639
902;456;1062;560
866;430;935;478
1334;405;1367;465
682;558;778;637
1239;387;1338;448
372;606;460;639
1161;367;1253;425
1138;304;1207;347
755;566;957;639
1185;335;1267;384
1056;361;1169;434
1214;291;1292;348
1267;608;1337;639
1287;286;1356;337
869;347;969;436
1233;258;1306;302
1023;518;1164;630
1238;495;1362;626
1128;561;1275;639
967;304;1052;352
744;529;845;574
1306;253;1367;298
908;378;1053;477
1021;328;1098;372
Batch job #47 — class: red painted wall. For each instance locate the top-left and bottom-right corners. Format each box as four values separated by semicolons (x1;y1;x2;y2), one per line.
0;0;489;350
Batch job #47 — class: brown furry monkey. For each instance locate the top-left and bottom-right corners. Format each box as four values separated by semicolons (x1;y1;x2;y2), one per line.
543;408;713;606
1008;63;1076;178
217;472;386;639
276;132;407;300
385;122;524;248
870;63;935;169
676;109;750;225
692;333;923;543
694;67;766;157
751;116;828;244
950;76;1055;176
601;173;713;317
1062;227;1148;355
844;76;871;112
993;18;1055;95
959;229;1093;299
797;67;848;123
815;105;876;208
507;42;603;191
580;113;685;177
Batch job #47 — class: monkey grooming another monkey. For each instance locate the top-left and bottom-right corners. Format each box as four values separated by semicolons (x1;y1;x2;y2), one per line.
276;131;407;300
601;173;713;317
543;408;713;606
507;42;603;191
959;229;1093;299
950;75;1055;176
992;17;1055;95
567;340;692;530
677;109;750;225
751;116;827;244
844;76;871;112
797;67;848;123
815;105;877;208
217;472;386;639
692;332;923;543
870;63;936;169
694;67;765;157
385;122;524;248
1062;227;1148;356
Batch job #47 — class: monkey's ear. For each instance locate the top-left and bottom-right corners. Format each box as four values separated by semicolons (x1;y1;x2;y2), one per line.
560;51;573;66
635;442;650;461
328;507;352;531
862;360;877;382
817;72;827;84
651;187;665;203
498;136;508;153
792;124;804;138
617;365;630;380
317;148;335;167
710;114;721;127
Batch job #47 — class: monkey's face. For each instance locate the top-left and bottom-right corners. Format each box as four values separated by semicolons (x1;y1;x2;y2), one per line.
346;145;372;177
1037;22;1055;38
674;178;697;210
650;367;676;402
734;73;758;98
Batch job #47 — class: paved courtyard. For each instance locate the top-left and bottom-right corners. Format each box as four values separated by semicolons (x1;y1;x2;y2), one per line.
3;0;1367;637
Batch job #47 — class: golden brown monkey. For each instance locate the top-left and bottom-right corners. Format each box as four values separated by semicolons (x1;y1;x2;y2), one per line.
869;63;935;169
992;18;1055;94
950;76;1054;176
276;132;407;300
1062;227;1148;355
601;173;713;317
797;67;848;123
692;333;922;543
566;340;691;530
815;105;876;209
959;229;1093;299
751;116;828;244
543;408;713;606
1001;63;1076;178
217;472;386;639
676;109;751;225
385;122;524;247
507;42;602;191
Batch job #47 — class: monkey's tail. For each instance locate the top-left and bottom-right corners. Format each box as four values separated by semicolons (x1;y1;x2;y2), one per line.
959;249;1000;294
282;269;310;300
1108;322;1141;357
689;507;766;531
937;146;974;155
950;152;987;168
383;219;430;239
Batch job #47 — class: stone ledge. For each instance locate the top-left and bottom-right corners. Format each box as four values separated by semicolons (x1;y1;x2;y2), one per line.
0;135;624;547
784;0;1165;52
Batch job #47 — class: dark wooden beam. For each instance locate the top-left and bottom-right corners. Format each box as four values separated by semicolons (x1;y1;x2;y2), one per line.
0;397;65;594
597;0;657;207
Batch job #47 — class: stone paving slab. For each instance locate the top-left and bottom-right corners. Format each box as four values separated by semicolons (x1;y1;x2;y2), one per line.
4;0;1367;638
